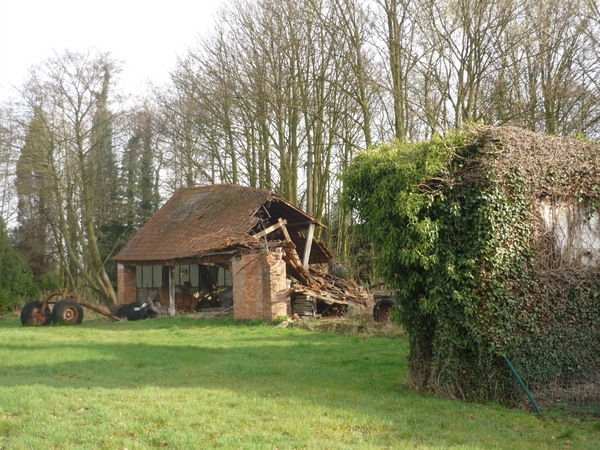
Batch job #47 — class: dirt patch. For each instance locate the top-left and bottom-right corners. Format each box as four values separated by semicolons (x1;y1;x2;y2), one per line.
187;307;234;319
291;315;405;339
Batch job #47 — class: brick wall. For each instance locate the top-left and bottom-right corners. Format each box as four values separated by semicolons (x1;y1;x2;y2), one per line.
262;249;289;321
117;264;137;304
233;249;289;322
232;252;263;320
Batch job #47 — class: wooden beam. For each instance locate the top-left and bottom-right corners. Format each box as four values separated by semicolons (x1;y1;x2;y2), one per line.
284;242;304;267
281;245;309;285
114;253;236;267
279;218;292;243
284;220;321;229
302;223;316;269
168;266;176;317
252;219;287;240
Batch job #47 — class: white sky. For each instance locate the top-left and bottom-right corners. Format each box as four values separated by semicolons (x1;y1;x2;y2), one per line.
0;0;225;102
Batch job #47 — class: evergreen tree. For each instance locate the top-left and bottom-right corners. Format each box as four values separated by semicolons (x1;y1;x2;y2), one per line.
14;111;55;280
123;108;161;230
89;66;128;286
0;217;35;312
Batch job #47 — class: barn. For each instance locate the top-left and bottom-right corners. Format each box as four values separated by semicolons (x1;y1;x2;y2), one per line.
114;184;333;322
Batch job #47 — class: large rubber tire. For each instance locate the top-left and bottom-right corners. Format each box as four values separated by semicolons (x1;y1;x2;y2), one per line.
21;300;52;326
373;298;395;323
113;303;128;319
52;298;84;325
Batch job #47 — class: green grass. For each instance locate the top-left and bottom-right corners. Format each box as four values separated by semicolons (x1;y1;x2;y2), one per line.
0;317;598;449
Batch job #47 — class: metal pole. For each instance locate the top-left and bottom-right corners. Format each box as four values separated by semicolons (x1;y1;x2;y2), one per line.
504;356;542;414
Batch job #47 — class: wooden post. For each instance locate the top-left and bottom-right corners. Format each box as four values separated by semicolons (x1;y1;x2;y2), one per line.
302;223;316;269
168;266;176;316
279;218;292;243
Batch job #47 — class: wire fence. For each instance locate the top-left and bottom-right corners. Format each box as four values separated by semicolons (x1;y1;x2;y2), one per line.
509;360;600;417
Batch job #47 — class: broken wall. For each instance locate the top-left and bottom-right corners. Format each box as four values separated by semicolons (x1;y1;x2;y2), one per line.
233;249;288;321
536;199;600;268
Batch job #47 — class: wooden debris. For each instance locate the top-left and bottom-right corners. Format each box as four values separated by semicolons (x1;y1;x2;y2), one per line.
250;215;373;317
285;255;371;317
252;219;288;240
292;294;316;317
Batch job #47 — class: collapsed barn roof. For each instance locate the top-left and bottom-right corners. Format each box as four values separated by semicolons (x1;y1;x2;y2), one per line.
114;183;332;267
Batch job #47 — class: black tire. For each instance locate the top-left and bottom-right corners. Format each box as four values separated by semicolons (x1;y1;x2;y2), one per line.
113;304;128;319
52;298;84;325
127;302;146;321
21;300;52;326
113;302;155;321
373;298;395;323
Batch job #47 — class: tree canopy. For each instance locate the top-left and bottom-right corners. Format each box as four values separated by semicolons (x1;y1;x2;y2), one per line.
0;0;599;304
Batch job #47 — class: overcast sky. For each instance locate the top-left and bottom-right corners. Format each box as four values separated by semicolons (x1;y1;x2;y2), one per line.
0;0;225;102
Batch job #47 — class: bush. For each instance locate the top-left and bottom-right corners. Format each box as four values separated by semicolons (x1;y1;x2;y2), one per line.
35;272;60;293
343;126;600;404
274;315;289;325
0;218;36;312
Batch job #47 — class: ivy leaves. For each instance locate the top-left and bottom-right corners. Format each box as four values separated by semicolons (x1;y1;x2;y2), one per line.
344;127;600;403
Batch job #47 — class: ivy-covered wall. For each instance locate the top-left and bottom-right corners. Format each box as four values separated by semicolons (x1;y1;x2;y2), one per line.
344;126;600;403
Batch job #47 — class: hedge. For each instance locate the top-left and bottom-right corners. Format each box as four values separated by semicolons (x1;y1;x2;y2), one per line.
343;126;600;403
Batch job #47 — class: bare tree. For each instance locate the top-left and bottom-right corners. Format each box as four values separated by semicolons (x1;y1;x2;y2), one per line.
15;50;122;306
0;102;20;222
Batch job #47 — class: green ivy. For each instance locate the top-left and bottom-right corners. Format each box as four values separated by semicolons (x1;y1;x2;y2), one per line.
343;128;600;403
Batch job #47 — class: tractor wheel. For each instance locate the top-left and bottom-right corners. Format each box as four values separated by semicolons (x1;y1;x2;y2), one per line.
373;298;395;323
21;300;52;326
52;298;84;325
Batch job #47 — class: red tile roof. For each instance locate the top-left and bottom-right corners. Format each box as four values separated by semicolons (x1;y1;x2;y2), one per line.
114;184;325;264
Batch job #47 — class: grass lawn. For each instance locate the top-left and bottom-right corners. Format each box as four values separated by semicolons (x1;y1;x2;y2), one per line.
0;316;598;449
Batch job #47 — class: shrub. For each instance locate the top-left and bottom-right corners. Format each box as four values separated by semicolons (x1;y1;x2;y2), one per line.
0;218;36;312
35;272;60;293
274;315;289;325
344;126;600;403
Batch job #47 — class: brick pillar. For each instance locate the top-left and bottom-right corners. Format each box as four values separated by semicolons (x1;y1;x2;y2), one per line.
232;250;289;322
233;251;263;320
262;248;289;321
117;264;137;304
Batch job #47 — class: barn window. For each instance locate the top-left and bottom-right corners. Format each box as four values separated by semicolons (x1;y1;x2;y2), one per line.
136;265;162;288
